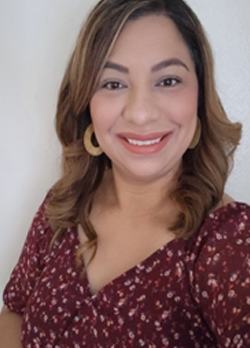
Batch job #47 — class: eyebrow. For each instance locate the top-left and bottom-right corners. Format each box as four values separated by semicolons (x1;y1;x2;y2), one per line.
152;58;189;72
104;58;189;73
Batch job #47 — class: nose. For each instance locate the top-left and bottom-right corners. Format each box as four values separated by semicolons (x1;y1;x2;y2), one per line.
122;86;158;125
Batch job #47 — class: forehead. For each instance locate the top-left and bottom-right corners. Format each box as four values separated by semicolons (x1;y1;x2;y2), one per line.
108;15;193;65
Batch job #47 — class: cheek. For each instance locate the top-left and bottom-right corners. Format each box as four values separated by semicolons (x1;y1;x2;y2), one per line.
90;94;124;133
168;86;198;124
89;96;116;145
89;95;102;124
90;96;107;130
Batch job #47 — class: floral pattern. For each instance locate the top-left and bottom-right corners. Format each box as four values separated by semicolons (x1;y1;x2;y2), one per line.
3;196;250;347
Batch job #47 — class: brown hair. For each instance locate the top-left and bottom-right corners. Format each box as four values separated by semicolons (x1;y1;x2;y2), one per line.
46;0;241;253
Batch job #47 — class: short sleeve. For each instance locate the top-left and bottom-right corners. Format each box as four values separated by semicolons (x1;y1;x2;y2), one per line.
3;192;54;315
189;203;250;347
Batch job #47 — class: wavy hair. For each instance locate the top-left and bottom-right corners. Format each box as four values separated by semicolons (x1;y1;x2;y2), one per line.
46;0;241;256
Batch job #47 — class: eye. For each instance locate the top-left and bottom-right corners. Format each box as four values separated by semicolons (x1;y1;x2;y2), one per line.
102;81;125;90
157;77;181;87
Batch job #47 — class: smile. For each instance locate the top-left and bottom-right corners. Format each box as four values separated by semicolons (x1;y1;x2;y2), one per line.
117;132;171;155
126;137;162;146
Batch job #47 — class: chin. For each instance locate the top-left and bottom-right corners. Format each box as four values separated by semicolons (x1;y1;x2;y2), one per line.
114;163;174;184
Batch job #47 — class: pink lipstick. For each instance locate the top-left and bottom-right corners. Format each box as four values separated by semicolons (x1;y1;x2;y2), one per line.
117;132;172;155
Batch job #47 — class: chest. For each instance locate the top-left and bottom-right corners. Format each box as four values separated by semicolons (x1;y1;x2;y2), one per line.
78;223;175;295
22;232;215;347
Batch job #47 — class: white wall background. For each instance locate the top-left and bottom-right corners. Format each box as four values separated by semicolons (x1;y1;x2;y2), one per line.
0;0;250;305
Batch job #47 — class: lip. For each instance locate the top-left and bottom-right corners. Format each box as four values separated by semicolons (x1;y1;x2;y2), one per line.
117;131;172;155
117;132;167;141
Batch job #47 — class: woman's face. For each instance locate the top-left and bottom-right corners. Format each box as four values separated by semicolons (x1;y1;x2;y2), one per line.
90;15;198;183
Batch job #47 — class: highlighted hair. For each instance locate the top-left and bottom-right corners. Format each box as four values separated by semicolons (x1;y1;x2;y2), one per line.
46;0;241;258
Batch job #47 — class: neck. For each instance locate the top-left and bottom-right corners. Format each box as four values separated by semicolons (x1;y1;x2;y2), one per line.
99;168;178;219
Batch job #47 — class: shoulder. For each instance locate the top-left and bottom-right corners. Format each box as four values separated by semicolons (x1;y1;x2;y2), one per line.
186;201;250;298
185;201;250;293
3;191;54;314
186;202;250;343
188;201;250;255
24;190;54;250
207;200;250;234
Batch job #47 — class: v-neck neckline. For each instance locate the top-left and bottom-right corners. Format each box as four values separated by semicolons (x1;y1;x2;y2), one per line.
85;237;181;299
73;201;246;300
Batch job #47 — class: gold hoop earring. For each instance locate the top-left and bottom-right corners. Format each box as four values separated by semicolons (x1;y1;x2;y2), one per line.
83;124;103;156
189;118;201;149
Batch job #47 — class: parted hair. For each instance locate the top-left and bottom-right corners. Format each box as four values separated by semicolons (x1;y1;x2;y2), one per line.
46;0;241;252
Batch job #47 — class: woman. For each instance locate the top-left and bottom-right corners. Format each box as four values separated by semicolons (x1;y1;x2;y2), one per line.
0;0;249;347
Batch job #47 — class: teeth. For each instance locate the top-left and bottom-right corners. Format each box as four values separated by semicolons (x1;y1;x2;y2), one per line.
127;137;162;146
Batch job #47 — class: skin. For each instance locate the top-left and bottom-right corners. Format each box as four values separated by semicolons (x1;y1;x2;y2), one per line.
90;15;199;186
82;15;200;295
0;306;23;347
0;15;234;340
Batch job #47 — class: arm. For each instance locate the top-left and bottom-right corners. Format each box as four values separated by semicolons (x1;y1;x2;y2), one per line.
0;306;23;348
2;192;53;346
191;203;250;347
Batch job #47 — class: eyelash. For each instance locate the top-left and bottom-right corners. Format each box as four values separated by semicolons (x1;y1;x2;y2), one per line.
157;77;181;87
102;81;126;90
101;77;181;90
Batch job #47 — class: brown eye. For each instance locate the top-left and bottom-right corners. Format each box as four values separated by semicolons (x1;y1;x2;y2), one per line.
158;78;180;87
103;81;125;90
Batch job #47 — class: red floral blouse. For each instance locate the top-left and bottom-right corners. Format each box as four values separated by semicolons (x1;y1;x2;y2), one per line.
3;195;250;348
